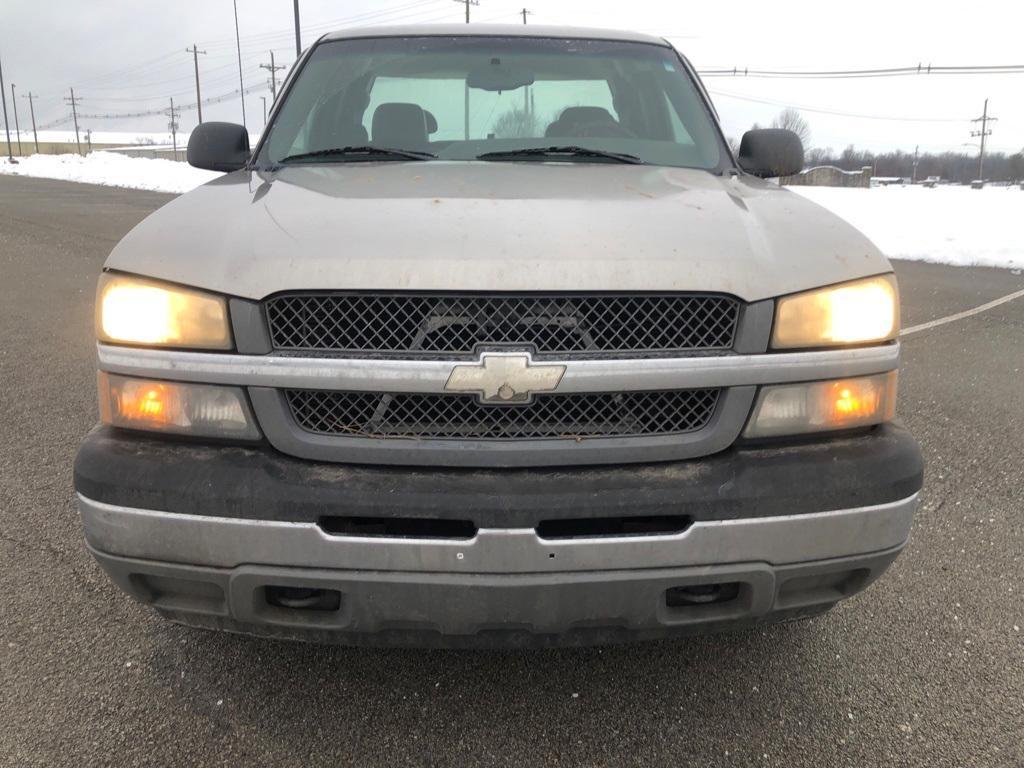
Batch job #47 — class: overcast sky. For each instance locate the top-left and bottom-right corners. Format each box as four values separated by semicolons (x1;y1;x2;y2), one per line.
2;0;1022;155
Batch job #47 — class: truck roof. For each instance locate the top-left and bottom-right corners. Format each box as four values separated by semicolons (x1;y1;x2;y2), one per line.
321;24;670;47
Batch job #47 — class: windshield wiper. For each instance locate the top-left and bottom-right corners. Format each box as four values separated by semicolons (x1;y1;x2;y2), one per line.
476;146;644;165
277;145;436;164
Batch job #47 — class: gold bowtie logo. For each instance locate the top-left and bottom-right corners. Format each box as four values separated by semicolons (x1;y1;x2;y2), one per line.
445;353;567;403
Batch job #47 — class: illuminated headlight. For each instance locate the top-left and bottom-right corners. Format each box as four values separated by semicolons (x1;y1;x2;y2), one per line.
744;372;897;439
99;373;260;439
96;273;232;350
772;275;899;349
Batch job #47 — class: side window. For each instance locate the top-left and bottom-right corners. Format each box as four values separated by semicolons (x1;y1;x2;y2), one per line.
286;111;313;155
664;93;695;145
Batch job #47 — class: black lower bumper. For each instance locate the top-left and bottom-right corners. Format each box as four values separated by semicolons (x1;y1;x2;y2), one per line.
88;542;903;648
74;424;923;528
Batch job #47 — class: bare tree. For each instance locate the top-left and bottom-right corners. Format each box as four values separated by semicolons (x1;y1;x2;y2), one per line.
492;107;539;139
804;144;1023;184
805;147;833;167
771;108;811;148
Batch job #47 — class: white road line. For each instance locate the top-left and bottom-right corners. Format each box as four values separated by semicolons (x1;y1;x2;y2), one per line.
901;287;1024;337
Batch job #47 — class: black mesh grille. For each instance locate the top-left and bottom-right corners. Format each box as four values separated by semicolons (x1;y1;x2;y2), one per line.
286;389;720;440
265;294;740;357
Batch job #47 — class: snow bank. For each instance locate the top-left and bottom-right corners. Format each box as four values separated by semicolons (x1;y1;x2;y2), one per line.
792;185;1022;270
0;152;220;194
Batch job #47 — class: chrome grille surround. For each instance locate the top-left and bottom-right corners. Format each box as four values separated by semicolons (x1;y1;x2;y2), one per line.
286;388;721;441
264;293;741;358
96;337;903;468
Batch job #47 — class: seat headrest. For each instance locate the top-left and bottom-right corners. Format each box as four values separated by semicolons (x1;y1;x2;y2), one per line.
372;103;429;149
545;106;619;138
558;107;617;125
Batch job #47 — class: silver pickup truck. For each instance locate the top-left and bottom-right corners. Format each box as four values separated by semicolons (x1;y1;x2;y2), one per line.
74;25;922;647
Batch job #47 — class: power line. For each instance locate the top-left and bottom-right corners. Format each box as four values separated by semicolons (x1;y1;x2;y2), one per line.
699;63;1024;79
40;83;265;126
26;0;462;118
708;89;968;123
197;0;446;50
64;0;439;91
72;50;183;89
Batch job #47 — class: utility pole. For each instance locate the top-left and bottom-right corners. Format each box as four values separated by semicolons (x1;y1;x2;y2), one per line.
23;91;38;153
261;96;267;127
911;145;919;184
166;97;180;162
0;50;13;162
65;88;82;155
293;0;302;58
187;45;208;124
10;83;21;155
520;9;536;115
233;0;247;129
970;98;997;181
453;0;479;23
454;0;479;140
260;51;286;100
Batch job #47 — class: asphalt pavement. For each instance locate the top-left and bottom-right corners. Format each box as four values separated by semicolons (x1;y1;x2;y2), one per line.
1;175;1021;767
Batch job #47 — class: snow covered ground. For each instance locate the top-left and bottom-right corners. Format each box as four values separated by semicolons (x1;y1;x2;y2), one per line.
1;151;1021;270
792;185;1022;271
31;129;183;146
0;152;219;194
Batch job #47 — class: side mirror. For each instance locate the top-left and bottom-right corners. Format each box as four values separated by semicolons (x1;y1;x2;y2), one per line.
187;122;250;172
737;129;804;178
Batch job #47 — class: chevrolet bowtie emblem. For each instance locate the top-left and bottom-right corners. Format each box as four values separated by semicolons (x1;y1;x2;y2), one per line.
445;353;567;403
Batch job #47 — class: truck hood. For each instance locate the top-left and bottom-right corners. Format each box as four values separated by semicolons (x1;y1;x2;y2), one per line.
106;162;889;302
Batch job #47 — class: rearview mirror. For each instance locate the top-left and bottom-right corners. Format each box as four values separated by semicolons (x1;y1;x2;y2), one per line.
467;60;535;92
737;129;804;178
187;122;250;172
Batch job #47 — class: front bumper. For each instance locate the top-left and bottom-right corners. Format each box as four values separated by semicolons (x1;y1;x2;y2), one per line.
74;425;923;647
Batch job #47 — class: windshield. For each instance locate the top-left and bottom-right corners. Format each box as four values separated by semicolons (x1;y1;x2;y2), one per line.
258;36;725;170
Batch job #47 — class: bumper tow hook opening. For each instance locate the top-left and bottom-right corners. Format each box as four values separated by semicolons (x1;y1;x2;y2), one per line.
665;582;741;608
318;516;477;540
264;586;342;612
536;515;692;540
